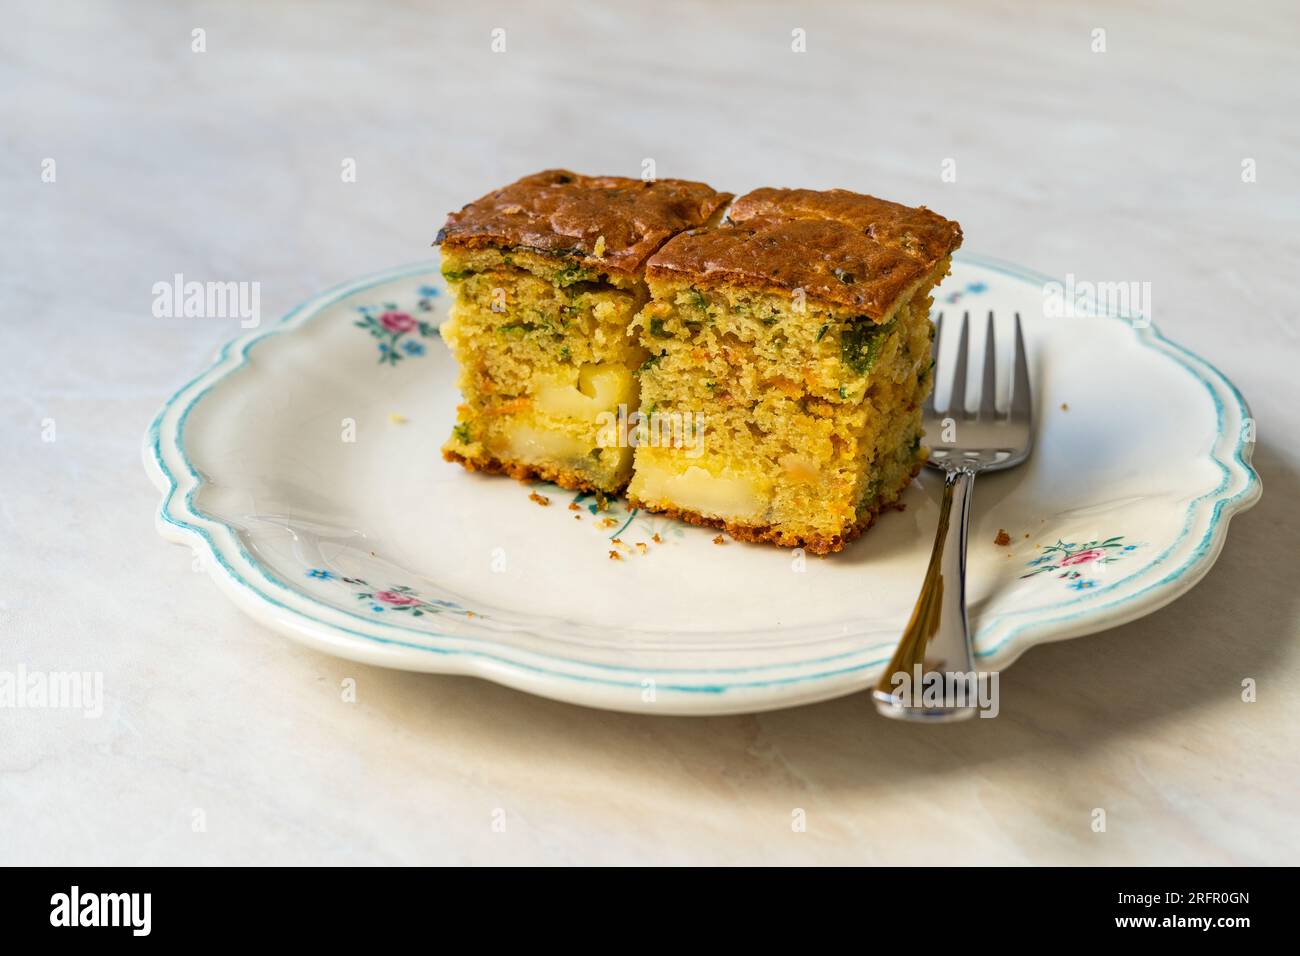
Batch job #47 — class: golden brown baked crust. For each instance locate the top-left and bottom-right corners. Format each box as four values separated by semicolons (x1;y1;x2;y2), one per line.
647;187;962;318
436;170;732;277
442;447;624;496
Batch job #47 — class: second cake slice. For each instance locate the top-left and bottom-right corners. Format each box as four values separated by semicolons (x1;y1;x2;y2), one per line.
627;187;962;553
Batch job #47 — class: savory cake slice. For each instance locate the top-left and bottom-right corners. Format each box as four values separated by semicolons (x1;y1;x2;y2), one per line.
437;170;731;493
627;187;962;553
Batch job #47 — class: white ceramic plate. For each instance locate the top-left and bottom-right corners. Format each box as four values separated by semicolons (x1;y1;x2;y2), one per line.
144;255;1260;715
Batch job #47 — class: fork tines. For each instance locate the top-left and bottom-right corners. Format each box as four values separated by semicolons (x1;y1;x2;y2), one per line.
928;310;1031;423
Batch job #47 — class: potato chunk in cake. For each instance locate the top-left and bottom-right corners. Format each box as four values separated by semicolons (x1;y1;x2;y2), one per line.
437;170;731;493
627;187;963;553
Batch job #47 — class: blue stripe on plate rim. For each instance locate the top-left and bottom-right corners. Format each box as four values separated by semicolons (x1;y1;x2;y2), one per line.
143;253;1261;696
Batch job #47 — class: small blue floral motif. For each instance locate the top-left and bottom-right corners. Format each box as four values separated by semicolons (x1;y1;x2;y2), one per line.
354;301;438;366
942;280;990;305
416;284;441;313
569;489;641;538
307;569;479;620
336;577;475;619
571;490;611;518
559;487;689;542
1022;536;1141;590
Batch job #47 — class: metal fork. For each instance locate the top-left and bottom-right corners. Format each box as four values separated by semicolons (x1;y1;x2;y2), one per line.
872;311;1033;722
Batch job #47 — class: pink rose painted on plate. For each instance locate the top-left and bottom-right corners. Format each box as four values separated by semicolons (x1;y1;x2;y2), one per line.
1059;548;1105;566
354;294;440;366
1022;537;1142;591
374;590;419;606
379;311;416;333
303;571;477;619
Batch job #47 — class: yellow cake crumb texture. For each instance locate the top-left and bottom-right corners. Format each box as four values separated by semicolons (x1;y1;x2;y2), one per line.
435;174;962;553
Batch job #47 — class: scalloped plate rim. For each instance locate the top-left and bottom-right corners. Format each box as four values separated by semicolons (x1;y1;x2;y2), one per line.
142;253;1262;715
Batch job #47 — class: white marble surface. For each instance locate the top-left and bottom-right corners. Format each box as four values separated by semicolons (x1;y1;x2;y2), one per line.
2;0;1298;865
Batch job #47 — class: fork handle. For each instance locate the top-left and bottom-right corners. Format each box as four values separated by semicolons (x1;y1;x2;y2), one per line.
872;468;980;722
